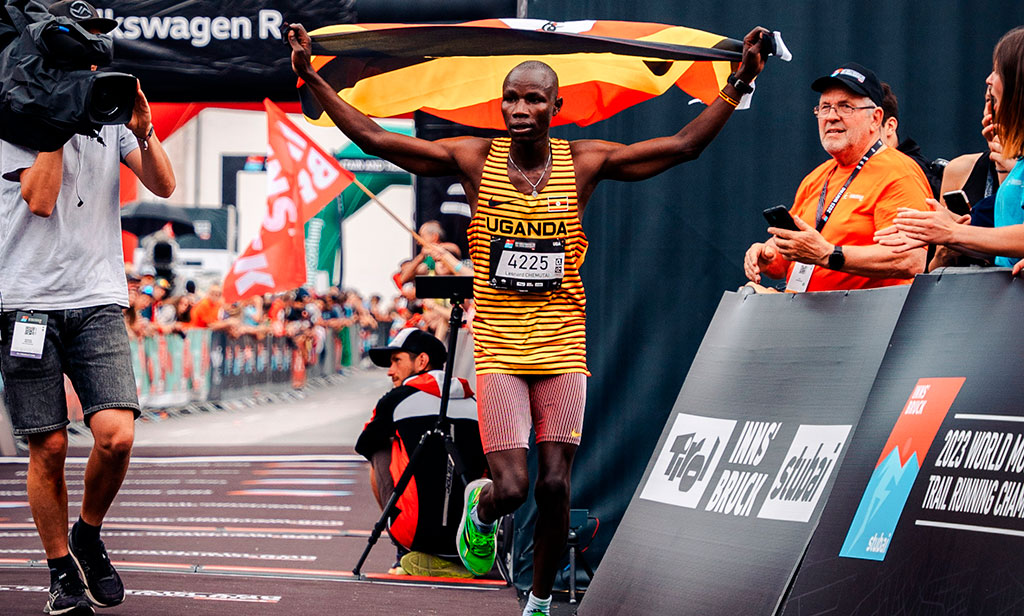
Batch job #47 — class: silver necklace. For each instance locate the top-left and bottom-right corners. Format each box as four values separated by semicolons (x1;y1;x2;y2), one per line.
508;144;552;197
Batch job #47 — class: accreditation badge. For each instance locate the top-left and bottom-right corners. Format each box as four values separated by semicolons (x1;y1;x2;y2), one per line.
10;311;47;359
786;263;814;293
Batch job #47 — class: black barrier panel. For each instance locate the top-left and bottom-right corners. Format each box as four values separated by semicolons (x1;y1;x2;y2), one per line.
579;285;909;616
208;332;294;401
780;270;1024;615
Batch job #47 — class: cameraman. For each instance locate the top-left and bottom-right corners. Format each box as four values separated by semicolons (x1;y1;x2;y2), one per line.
0;2;174;613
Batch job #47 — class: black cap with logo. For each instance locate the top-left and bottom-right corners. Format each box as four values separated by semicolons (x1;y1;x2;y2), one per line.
811;62;884;107
48;0;118;34
369;328;447;369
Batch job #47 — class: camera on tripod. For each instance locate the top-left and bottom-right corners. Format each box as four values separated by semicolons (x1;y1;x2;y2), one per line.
0;0;137;152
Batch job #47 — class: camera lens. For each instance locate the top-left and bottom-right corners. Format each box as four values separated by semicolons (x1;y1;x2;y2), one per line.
86;73;135;124
91;86;118;118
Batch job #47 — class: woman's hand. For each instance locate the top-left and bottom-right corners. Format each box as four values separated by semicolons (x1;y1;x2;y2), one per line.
891;199;967;247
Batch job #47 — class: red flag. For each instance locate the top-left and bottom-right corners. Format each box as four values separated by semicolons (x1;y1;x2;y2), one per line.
223;99;355;304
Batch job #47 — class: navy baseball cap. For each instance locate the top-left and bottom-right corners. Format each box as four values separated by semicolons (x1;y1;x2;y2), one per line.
811;62;884;107
369;328;447;369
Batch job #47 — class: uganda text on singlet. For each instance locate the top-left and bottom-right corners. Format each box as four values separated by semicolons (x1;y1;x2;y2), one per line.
468;137;589;375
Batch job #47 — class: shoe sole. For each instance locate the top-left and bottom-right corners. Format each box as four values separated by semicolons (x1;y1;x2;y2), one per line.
400;552;474;578
68;536;124;608
456;478;494;576
44;599;94;615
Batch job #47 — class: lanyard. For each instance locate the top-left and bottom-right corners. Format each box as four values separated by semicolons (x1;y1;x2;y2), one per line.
816;140;883;232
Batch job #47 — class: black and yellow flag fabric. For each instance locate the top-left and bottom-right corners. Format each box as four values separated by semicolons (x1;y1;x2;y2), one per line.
300;18;744;130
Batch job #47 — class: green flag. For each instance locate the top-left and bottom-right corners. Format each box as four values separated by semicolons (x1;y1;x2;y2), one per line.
304;128;413;287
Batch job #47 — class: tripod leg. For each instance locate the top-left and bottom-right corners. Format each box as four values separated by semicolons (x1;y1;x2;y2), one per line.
441;426;469;488
352;430;436;576
569;544;578;604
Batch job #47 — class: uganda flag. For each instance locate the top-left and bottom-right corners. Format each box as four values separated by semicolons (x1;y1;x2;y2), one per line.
300;18;746;130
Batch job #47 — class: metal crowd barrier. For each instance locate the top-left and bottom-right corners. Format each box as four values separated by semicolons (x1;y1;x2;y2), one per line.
2;326;361;450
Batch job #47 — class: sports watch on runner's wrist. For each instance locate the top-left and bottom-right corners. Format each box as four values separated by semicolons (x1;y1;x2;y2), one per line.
727;72;754;95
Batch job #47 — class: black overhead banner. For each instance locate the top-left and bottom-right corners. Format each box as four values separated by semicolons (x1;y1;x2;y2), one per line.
82;1;516;102
95;1;353;102
781;270;1024;615
579;286;909;615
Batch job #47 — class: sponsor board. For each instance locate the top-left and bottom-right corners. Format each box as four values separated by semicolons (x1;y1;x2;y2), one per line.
639;414;736;508
641;415;851;523
581;285;909;616
758;425;852;523
839;377;964;560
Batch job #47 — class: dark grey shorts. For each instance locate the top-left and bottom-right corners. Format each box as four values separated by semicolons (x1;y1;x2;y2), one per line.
0;304;140;436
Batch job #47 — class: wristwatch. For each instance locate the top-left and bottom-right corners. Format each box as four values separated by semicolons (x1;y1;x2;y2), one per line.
727;72;754;95
827;245;845;270
138;125;155;151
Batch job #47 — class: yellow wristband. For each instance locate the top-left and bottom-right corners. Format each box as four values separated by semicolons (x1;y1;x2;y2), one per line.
718;90;739;107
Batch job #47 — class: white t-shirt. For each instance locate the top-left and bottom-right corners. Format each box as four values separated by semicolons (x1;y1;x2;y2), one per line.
0;125;138;311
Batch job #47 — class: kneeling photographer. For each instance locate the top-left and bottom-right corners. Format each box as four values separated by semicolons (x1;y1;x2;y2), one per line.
0;2;175;613
356;328;488;578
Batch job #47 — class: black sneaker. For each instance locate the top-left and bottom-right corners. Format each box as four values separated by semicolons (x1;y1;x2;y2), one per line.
44;569;94;615
67;531;124;608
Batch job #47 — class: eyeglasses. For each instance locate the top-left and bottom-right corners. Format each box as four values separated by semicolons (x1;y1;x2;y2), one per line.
813;103;877;118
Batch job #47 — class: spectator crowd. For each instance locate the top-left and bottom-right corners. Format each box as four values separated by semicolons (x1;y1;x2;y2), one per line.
121;266;436;369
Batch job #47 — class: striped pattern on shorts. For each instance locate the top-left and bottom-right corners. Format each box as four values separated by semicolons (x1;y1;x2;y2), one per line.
476;372;587;454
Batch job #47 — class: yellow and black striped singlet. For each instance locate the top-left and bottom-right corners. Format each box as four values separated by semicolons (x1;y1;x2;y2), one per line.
468;137;589;376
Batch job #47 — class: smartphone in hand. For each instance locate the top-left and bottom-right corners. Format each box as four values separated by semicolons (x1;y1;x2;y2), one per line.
763;205;800;232
942;190;971;216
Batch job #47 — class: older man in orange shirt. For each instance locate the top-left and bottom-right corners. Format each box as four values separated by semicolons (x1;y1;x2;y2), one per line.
744;63;932;292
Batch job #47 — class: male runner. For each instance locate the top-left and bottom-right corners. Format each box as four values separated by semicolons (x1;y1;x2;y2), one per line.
287;22;768;615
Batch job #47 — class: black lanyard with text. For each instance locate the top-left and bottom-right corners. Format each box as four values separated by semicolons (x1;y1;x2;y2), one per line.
816;140;883;232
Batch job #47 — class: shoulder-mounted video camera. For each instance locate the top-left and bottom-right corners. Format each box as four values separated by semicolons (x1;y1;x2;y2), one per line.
0;0;136;151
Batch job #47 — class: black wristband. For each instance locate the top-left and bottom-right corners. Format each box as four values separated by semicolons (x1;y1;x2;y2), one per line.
727;72;754;95
138;125;155;151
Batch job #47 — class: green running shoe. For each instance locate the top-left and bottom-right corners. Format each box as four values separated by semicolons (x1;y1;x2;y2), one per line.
457;478;497;576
